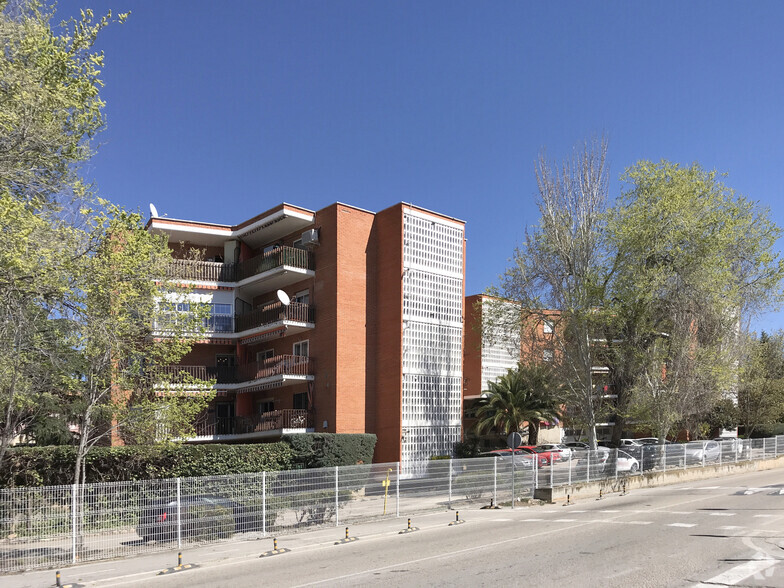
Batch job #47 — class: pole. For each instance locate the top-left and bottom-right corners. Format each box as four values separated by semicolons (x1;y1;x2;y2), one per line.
262;471;267;536
448;458;452;510
493;457;497;507
176;478;182;549
614;449;618;480
511;453;516;510
568;453;572;486
71;483;77;564
396;462;400;517
335;466;339;526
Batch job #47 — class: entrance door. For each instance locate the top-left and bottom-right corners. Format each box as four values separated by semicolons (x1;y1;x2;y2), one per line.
215;354;236;383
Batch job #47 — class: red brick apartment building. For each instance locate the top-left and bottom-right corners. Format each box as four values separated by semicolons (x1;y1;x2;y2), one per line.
146;202;465;471
463;294;563;443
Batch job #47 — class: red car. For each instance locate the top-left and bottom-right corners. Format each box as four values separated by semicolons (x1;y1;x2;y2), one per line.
519;445;563;466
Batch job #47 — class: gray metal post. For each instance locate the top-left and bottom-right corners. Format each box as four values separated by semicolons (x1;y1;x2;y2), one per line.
176;478;182;549
614;449;619;480
448;458;453;510
568;453;572;486
71;483;78;564
663;443;667;472
550;455;554;487
512;453;516;510
493;457;497;506
262;471;267;536
586;452;590;483
335;466;339;526
702;443;706;468
396;462;400;517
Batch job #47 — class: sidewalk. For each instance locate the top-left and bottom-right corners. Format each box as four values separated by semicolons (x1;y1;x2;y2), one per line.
0;508;468;588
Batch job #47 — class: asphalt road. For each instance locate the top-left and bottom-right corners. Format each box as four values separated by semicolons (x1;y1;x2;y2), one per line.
5;467;784;587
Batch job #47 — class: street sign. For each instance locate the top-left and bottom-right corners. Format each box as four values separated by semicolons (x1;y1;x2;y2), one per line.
507;432;523;450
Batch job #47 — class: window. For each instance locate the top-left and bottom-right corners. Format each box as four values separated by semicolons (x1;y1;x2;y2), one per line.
207;303;233;332
543;320;553;334
256;349;274;363
543;349;554;362
293;238;305;250
293;393;308;410
257;399;274;414
293;289;309;305
293;340;309;357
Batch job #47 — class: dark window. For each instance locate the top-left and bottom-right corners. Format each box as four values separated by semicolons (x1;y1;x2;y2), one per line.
293;393;307;410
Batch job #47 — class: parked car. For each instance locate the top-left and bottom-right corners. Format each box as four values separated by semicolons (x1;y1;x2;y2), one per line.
565;441;589;450
479;449;539;468
635;438;673;445
137;495;247;542
684;440;721;464
616;450;640;473
520;445;563;465
582;447;640;473
538;443;573;459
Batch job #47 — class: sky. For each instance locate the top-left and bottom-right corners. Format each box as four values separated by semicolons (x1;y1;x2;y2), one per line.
54;0;784;332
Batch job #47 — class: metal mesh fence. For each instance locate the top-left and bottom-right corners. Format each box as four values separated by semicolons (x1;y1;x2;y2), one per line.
1;435;782;573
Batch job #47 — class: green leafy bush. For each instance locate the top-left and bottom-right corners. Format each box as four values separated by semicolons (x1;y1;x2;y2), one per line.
0;443;294;487
283;433;377;468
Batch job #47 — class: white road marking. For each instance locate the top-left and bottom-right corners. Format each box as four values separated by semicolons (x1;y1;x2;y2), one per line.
554;519;577;522
743;488;768;495
524;518;545;522
668;523;696;527
628;521;653;525
599;509;620;513
709;512;736;517
671;511;693;514
720;526;744;530
779;488;784;495
696;486;721;490
753;514;777;518
695;558;777;587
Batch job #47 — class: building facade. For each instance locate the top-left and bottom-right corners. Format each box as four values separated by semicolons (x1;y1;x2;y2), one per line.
146;202;465;470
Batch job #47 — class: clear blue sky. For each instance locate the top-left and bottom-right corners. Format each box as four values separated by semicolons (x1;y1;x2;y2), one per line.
56;0;784;332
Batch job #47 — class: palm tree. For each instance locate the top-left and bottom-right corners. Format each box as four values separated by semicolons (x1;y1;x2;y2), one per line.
474;363;562;445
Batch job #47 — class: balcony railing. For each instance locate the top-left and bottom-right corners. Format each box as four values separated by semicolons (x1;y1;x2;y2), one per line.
236;246;314;282
166;247;313;284
192;410;313;437
155;355;313;387
235;301;314;333
166;259;236;282
235;354;313;381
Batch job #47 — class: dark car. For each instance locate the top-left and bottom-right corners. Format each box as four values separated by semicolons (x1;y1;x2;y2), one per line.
137;495;248;542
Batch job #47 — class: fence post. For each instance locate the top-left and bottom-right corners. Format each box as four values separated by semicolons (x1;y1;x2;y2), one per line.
448;458;452;510
493;457;497;506
568;453;572;486
511;453;516;510
396;462;400;517
71;483;78;564
176;478;182;549
614;449;619;480
335;466;339;526
663;444;667;473
702;443;706;468
549;455;554;487
586;452;590;483
262;471;267;536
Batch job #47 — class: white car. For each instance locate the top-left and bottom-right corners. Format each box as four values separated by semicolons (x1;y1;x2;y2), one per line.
684;440;721;463
590;447;640;473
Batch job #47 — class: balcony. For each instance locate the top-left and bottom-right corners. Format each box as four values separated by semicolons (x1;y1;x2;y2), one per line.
235;301;314;338
166;246;314;293
155;354;314;392
188;410;313;441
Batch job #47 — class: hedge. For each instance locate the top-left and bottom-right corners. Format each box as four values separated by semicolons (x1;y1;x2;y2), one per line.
0;443;294;488
283;433;377;468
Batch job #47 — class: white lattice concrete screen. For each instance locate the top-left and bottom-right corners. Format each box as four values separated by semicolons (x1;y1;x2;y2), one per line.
402;323;462;374
402;425;462;476
402;212;463;277
402;375;462;426
403;270;462;324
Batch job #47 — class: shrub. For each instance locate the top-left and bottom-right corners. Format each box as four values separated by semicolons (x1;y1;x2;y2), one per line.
283;433;377;468
0;443;294;488
184;504;235;541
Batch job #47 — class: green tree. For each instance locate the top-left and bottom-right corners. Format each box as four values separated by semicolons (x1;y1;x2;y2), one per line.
737;331;784;437
604;161;783;444
473;363;562;445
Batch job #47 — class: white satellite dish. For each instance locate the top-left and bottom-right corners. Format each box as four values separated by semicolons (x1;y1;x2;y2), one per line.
276;289;291;306
149;203;159;218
